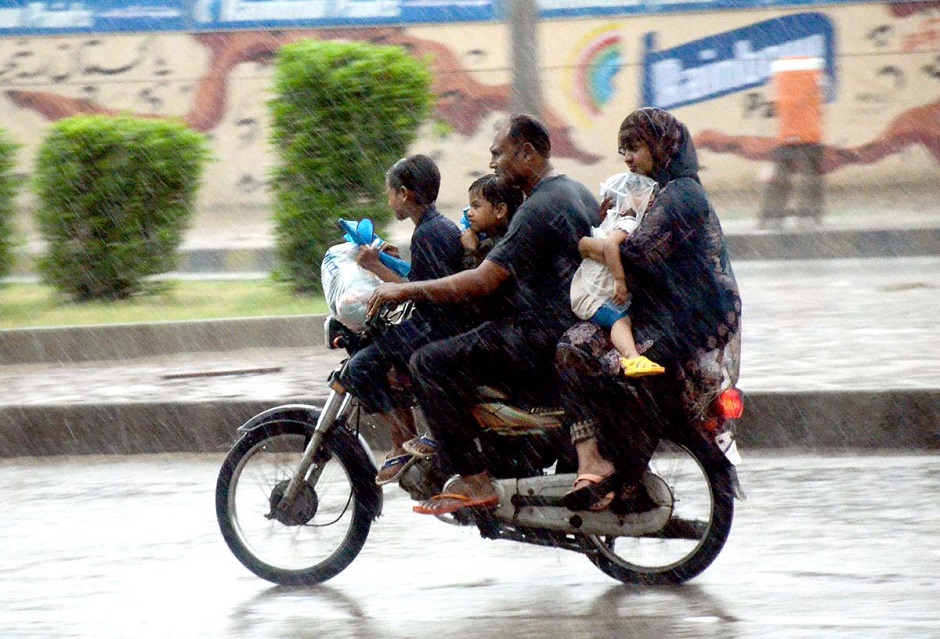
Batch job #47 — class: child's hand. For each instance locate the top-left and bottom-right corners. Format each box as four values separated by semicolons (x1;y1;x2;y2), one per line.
612;280;628;306
379;242;401;258
355;243;385;273
461;229;479;252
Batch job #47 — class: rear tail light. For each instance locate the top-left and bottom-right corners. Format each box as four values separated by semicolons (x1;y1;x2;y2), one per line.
716;388;744;420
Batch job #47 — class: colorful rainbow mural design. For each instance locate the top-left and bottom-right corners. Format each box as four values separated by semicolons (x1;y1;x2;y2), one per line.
568;24;624;125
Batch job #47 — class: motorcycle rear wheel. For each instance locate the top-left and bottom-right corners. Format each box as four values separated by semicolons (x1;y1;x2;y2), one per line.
587;437;734;585
216;420;374;585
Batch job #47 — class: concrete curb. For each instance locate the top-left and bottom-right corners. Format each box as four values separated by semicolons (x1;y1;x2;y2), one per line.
723;227;940;261
1;389;936;457
0;315;328;364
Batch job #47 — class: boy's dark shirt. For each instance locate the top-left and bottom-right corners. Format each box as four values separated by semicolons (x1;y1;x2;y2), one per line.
408;208;465;329
462;230;512;323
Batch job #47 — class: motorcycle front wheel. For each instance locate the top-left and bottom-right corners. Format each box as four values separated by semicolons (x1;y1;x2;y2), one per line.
216;420;374;586
587;437;734;585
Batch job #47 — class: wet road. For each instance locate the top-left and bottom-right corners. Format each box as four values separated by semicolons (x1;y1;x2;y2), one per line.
2;453;938;638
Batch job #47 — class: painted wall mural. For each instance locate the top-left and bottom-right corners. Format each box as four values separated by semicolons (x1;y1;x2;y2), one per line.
567;24;624;126
0;1;935;222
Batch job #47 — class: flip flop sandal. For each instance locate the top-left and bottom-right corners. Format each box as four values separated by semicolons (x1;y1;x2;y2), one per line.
412;492;500;516
562;473;621;512
402;434;438;458
620;355;666;378
375;453;416;486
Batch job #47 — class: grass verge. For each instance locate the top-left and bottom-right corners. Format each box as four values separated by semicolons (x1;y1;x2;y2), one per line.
0;280;328;329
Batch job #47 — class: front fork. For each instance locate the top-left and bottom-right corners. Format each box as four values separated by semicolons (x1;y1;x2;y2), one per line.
276;388;352;509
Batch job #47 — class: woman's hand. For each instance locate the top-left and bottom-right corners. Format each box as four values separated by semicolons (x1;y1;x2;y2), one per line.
599;195;614;222
579;236;605;262
368;282;410;318
461;229;479;252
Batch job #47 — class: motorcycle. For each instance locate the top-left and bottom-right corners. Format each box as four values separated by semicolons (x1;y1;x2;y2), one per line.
215;304;746;586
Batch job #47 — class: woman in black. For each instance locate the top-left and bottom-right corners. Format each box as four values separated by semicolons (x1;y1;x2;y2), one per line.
557;108;742;511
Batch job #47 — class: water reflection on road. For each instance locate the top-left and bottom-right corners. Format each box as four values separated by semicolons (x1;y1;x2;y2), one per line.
1;453;938;638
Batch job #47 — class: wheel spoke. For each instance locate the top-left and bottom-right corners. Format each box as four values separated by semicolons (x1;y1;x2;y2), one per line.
588;438;733;584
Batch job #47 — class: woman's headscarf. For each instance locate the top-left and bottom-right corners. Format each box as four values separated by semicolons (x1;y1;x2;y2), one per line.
618;107;684;175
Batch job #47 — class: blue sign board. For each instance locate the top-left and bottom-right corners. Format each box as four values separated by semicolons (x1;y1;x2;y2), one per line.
0;0;498;34
538;0;879;19
192;0;496;30
641;13;837;110
0;0;872;34
0;2;189;34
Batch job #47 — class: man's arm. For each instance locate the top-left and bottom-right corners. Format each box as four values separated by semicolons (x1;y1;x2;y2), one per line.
367;259;509;317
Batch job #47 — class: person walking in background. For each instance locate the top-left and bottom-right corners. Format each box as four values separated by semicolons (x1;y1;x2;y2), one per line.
759;56;827;230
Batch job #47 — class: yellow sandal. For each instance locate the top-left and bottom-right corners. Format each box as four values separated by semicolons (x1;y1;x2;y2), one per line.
620;355;665;378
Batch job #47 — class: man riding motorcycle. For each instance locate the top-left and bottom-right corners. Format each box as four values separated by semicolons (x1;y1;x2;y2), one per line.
367;114;600;515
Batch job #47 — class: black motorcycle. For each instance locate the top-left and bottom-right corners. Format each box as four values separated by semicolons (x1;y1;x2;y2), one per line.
215;305;745;586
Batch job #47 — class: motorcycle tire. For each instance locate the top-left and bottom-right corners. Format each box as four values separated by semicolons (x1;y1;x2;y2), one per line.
587;436;735;585
216;419;375;586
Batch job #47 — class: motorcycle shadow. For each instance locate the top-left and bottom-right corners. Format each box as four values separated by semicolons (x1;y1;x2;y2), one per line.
228;583;381;639
586;583;738;638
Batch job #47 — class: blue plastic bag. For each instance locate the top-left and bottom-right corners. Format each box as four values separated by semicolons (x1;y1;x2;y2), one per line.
338;218;411;278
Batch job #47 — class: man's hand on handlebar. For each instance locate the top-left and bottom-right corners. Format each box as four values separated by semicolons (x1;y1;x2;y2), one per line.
367;282;410;319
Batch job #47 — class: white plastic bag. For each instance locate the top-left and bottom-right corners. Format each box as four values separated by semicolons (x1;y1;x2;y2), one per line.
599;171;658;226
321;243;382;331
570;224;617;320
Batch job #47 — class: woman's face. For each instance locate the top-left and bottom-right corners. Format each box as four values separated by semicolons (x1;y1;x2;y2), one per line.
619;138;655;177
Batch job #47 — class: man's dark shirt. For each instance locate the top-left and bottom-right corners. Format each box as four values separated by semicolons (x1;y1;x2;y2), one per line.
486;174;599;336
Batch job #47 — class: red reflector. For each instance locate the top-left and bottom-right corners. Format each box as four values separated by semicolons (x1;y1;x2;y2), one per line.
717;389;744;420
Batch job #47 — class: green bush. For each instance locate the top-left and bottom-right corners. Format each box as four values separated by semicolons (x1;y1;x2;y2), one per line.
0;129;19;281
269;40;433;293
34;116;210;301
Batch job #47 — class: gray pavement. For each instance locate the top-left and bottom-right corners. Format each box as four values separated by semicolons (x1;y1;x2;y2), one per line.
1;256;938;456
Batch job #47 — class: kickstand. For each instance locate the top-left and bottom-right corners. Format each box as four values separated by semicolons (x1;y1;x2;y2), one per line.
471;510;500;540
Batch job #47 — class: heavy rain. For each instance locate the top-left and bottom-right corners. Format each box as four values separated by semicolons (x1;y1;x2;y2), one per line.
0;1;938;638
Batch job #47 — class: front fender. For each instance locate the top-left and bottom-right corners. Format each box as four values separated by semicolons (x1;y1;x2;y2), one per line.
236;403;383;518
237;403;324;434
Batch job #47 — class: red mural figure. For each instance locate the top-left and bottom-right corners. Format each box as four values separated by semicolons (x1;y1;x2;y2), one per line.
5;27;601;164
695;99;940;173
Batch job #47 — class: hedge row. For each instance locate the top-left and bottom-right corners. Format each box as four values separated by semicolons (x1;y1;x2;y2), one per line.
0;39;433;301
